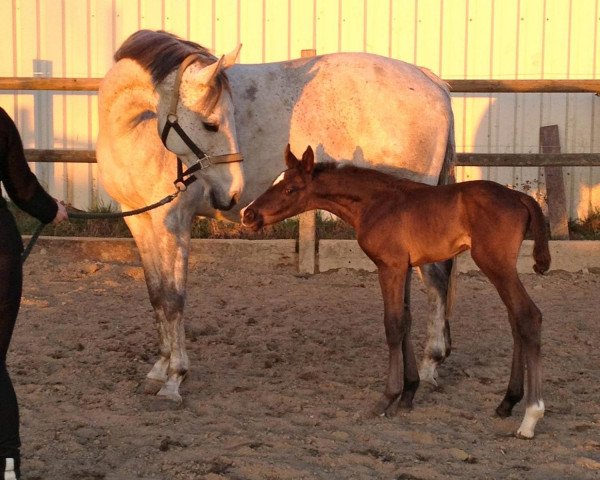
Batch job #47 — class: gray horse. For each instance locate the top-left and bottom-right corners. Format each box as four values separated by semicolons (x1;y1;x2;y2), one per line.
96;30;456;403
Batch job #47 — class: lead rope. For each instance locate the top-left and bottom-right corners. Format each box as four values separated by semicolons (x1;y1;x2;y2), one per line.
21;190;181;264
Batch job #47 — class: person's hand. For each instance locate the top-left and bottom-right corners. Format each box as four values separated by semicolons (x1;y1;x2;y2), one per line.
53;200;68;224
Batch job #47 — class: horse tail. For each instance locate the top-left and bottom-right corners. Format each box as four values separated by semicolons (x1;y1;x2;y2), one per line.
434;90;457;318
418;66;457;316
520;194;551;274
417;66;456;188
438;118;456;186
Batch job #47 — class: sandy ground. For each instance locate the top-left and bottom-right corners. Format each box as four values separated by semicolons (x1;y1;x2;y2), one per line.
10;245;600;480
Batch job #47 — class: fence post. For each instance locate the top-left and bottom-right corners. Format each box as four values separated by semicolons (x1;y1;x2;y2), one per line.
540;125;569;239
297;49;318;274
33;60;53;190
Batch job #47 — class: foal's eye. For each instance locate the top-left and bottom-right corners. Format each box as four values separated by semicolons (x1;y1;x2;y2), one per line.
202;122;219;133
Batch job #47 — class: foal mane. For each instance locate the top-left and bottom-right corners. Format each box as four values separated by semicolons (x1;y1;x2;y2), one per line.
313;162;407;189
114;30;230;94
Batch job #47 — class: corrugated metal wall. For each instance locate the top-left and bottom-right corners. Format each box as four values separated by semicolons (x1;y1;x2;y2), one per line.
1;0;599;219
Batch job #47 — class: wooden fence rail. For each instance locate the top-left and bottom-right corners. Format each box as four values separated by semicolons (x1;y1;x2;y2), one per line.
23;149;600;167
4;75;600;272
1;77;600;94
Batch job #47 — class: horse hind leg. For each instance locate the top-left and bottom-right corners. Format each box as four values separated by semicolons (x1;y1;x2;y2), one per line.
417;259;455;386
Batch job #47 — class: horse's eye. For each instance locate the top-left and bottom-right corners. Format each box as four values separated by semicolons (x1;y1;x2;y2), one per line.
202;122;219;133
284;186;296;195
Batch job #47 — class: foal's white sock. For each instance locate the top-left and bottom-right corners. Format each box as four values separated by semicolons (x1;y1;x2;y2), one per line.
517;400;545;439
3;458;17;480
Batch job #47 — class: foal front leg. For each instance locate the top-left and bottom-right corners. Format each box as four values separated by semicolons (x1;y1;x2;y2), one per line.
373;264;420;416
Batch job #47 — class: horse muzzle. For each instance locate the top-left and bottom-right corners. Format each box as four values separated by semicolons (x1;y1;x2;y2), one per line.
210;190;239;211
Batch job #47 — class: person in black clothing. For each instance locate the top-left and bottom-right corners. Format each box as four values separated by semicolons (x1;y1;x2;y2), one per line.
0;107;68;480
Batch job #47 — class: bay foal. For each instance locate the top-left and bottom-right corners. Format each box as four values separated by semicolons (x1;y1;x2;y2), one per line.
242;145;551;439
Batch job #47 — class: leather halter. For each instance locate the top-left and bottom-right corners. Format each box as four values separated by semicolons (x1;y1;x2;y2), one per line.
160;53;244;190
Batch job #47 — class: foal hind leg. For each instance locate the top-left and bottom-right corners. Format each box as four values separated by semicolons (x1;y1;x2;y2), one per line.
513;298;544;438
473;250;544;438
417;259;455;385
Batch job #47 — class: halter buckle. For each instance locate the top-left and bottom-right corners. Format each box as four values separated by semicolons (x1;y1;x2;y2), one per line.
198;156;212;170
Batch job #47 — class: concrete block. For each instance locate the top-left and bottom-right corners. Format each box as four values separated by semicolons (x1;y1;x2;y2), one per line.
318;239;600;274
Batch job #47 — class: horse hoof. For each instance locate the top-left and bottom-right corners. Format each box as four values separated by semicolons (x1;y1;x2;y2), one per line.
515;430;534;440
142;378;164;395
418;365;438;387
157;386;183;403
141;395;182;412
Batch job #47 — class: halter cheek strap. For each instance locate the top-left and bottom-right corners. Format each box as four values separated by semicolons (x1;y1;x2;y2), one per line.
160;53;244;190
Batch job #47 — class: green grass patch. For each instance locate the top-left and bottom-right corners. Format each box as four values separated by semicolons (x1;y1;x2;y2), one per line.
13;200;599;241
10;202;355;240
569;208;600;240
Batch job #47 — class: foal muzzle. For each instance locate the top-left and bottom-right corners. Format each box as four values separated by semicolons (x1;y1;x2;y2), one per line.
241;206;263;230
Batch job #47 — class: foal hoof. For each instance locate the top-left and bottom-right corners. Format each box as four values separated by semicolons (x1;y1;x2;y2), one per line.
372;395;399;417
495;402;513;418
142;378;164;395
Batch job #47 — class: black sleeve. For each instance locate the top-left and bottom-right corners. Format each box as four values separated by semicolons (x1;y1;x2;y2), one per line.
0;108;58;224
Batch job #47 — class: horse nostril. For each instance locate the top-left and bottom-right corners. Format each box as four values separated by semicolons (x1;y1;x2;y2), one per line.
243;208;255;222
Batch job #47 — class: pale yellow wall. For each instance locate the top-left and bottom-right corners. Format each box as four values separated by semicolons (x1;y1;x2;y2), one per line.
0;0;599;218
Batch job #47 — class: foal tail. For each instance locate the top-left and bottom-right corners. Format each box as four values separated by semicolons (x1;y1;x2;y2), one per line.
520;194;551;274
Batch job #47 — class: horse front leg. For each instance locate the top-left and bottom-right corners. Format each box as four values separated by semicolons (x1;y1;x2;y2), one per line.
124;213;170;393
373;263;419;417
152;213;192;403
125;210;192;402
417;259;455;386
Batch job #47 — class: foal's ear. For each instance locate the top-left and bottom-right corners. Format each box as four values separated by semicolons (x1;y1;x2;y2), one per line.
284;143;300;169
301;145;315;174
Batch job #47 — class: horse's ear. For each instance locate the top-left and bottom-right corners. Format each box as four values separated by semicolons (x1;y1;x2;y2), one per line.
222;44;242;69
301;145;315;174
193;44;241;86
194;57;225;86
284;144;300;169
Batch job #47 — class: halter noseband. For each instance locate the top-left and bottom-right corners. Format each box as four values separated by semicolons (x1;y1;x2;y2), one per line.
160;53;244;190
